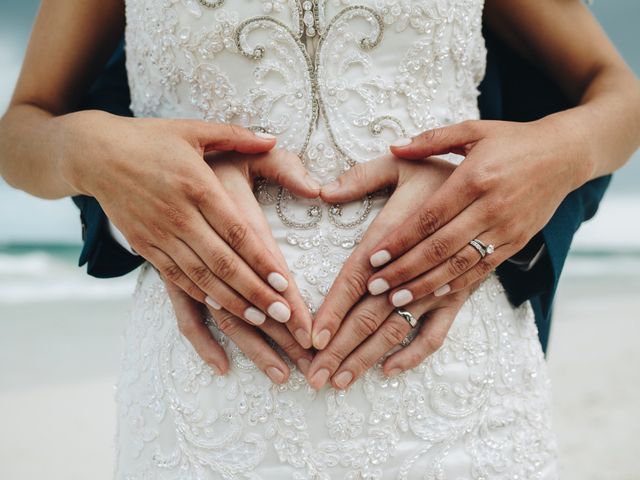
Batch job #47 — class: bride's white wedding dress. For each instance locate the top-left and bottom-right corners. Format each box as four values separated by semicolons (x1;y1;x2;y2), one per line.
115;0;558;478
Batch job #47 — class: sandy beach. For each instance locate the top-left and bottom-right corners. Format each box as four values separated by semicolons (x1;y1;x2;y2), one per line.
1;257;639;479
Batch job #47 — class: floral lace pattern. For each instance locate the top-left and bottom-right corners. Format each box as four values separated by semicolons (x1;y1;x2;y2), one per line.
119;1;557;477
116;266;557;478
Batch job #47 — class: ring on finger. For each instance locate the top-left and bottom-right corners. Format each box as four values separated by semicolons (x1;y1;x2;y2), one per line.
468;238;495;259
394;308;421;347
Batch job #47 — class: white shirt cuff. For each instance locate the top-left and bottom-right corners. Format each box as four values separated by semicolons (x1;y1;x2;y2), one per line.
107;220;139;255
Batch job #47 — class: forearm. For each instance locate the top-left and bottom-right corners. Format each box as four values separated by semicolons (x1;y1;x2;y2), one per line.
0;104;80;199
542;66;640;185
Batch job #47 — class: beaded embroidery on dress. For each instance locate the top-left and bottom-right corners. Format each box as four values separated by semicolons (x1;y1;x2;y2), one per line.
116;0;558;478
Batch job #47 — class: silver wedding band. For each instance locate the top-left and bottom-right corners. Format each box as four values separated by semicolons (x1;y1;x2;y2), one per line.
469;238;495;259
395;308;418;328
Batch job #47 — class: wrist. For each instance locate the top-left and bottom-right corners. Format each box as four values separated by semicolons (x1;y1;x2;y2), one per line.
56;110;117;196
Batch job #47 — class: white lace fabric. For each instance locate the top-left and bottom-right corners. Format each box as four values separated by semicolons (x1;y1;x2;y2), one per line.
116;1;558;478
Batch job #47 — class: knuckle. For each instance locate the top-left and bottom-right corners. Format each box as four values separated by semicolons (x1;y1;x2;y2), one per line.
448;252;472;276
161;262;183;282
215;312;241;336
416;208;441;238
423;238;450;264
352;307;382;338
162;203;190;230
225;223;248;251
184;180;208;204
382;318;407;345
189;264;215;289
323;347;347;369
211;253;238;281
276;335;300;356
476;259;494;277
342;268;369;301
407;351;425;369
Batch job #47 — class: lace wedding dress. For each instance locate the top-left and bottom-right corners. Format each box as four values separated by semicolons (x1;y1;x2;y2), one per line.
115;1;558;478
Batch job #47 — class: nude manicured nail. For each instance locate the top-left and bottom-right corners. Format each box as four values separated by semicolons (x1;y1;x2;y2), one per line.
294;328;311;348
244;307;266;325
297;358;311;375
266;366;286;384
313;329;331;350
267;272;289;292
391;289;413;307
310;368;330;389
434;284;451;297
390;137;412;147
334;371;353;389
370;250;391;268
268;302;291;323
368;278;390;295
205;296;221;310
254;131;276;139
387;368;402;377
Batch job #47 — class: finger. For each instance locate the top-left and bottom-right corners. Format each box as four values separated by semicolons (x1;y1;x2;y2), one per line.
250;149;321;199
389;120;486;159
209;307;291;384
366;168;477;269
320;156;399;203
384;233;506;305
143;246;207;302
307;295;393;390
382;294;468;376
258;320;315;375
330;295;439;389
163;236;283;326
367;204;488;304
182;120;277;154
447;244;513;294
218;167;314;348
166;281;230;375
310;174;423;350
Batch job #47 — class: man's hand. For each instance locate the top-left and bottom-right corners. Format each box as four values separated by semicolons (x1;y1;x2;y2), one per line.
165;281;313;384
306;287;473;390
356;120;582;307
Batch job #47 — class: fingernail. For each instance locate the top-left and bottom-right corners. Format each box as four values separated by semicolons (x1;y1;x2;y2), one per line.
333;371;353;389
268;301;291;323
387;368;402;377
313;329;331;350
297;358;311;375
434;284;451;297
370;250;391;268
205;296;221;310
390;137;412;147
391;289;413;307
266;366;286;384
322;180;340;194
267;272;289;292
210;364;223;376
309;368;330;389
254;131;276;139
368;278;390;295
306;176;321;191
244;307;266;325
294;328;311;348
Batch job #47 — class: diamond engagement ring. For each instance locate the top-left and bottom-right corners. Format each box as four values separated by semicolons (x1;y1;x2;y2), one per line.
469;238;495;258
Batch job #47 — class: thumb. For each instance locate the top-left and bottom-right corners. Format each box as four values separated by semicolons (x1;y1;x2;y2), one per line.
185;121;277;154
250;149;321;199
320;156;398;203
389;120;485;160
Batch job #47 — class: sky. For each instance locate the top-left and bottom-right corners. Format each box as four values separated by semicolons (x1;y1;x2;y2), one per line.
0;0;638;246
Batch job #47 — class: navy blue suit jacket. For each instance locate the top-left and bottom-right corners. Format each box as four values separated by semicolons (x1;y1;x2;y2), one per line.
73;32;611;352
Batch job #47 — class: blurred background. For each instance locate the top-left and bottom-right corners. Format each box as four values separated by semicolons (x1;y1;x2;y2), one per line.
0;1;638;479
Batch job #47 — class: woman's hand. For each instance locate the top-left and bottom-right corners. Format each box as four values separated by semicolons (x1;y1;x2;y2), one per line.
310;154;456;350
357;119;585;306
58;111;319;345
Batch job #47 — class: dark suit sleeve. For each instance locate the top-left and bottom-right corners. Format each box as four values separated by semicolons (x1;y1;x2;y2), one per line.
73;40;145;278
480;29;611;351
